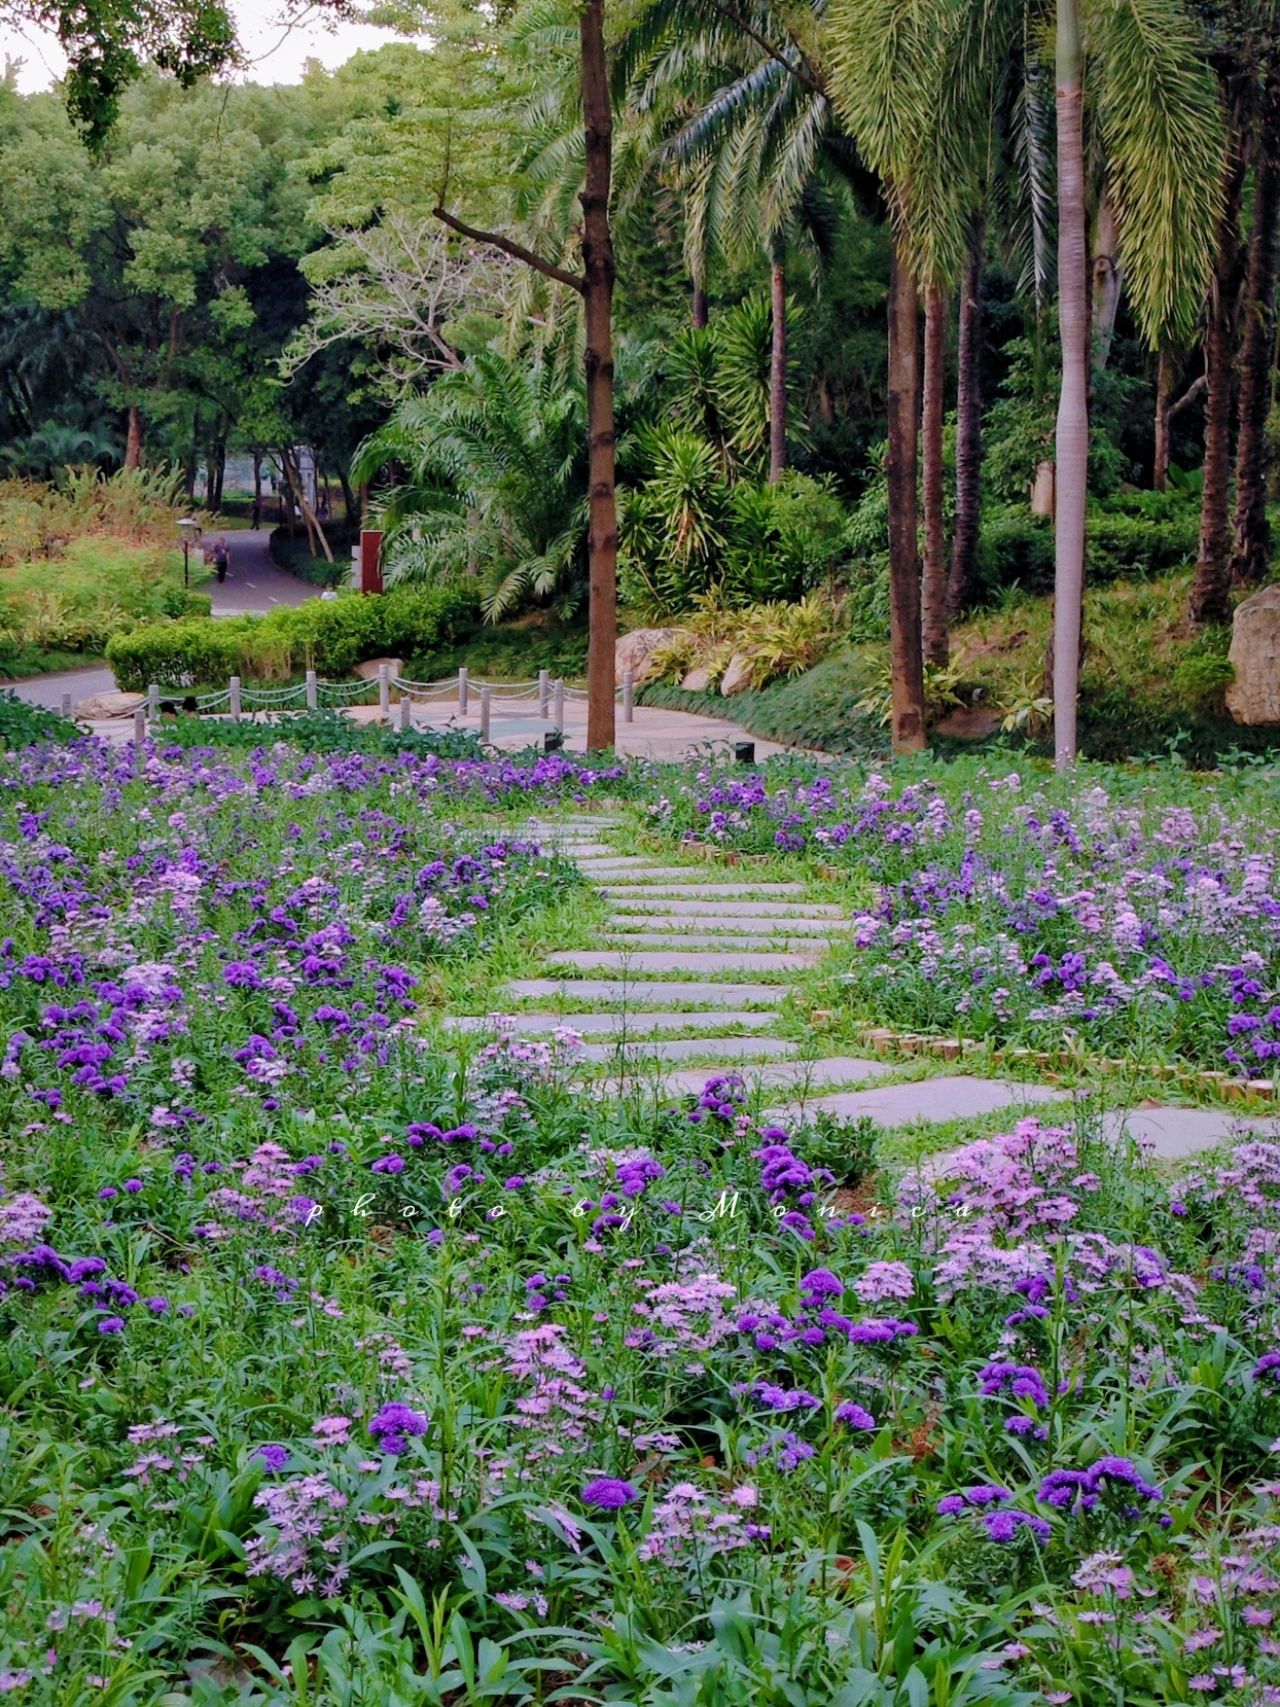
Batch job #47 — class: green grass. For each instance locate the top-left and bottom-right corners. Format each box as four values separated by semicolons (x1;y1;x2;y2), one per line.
0;536;208;677
408;618;590;684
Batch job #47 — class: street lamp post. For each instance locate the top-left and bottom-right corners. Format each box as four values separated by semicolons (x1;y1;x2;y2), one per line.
177;517;201;590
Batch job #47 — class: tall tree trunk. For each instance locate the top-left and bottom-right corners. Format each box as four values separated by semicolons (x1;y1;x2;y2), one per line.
947;223;983;619
1154;346;1173;492
252;449;263;530
921;281;949;664
1230;113;1280;587
212;441;226;510
204;451;216;508
768;256;787;484
886;238;926;753
692;282;709;329
124;405;144;469
337;468;357;527
1090;190;1122;371
1190;99;1249;624
1052;0;1089;770
580;0;618;753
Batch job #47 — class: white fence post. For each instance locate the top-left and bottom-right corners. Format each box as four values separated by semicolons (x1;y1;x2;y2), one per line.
479;685;492;741
538;669;550;717
458;668;469;715
229;676;241;722
553;680;565;733
147;682;159;720
378;663;391;720
60;693;72;720
623;670;635;723
398;693;411;732
133;706;146;746
305;669;317;710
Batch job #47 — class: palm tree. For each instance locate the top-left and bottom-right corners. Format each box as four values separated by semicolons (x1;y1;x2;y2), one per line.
351;351;589;622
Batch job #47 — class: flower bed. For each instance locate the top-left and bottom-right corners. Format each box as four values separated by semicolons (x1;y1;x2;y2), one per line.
2;736;1279;1701
646;760;1280;1076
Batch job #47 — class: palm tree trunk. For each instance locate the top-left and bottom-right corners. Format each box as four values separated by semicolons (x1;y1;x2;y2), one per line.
581;0;618;752
1190;98;1248;625
768;257;787;484
124;404;143;469
887;238;926;753
692;282;709;328
947;223;983;619
921;281;948;664
1230;115;1280;587
1052;0;1088;770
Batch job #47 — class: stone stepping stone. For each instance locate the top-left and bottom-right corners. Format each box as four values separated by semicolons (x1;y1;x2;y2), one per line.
578;1036;798;1064
606;898;846;920
446;1010;779;1036
574;856;676;871
606;915;845;938
601;882;812;899
589;867;769;884
1099;1105;1278;1160
602;1058;892;1096
764;1075;1070;1129
598;931;835;952
545;949;822;975
506;979;788;1007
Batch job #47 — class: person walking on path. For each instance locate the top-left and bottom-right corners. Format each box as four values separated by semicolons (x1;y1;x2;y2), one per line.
211;537;230;582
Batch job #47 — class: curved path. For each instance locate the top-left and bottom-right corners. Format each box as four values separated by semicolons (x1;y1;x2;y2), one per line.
5;530;324;706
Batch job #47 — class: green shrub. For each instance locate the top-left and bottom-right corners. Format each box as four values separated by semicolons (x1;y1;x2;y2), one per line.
157;709;485;760
975;511;1055;598
106;584;481;690
0;691;76;749
269;526;353;589
973;507;1197;602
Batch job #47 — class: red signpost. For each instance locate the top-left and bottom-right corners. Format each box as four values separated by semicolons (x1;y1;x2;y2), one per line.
359;530;384;595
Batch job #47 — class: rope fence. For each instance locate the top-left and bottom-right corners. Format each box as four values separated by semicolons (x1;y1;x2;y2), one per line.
136;663;640;741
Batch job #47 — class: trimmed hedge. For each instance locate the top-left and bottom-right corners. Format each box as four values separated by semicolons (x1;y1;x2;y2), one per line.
975;507;1198;600
106;584;481;691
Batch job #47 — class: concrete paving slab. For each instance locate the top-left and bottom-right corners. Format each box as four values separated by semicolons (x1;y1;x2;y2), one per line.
506;979;788;1007
600;882;812;899
588;867;763;884
764;1075;1071;1129
603;898;847;919
1099;1105;1278;1160
598;932;837;952
578;1036;799;1064
545;949;822;975
445;1010;780;1036
606;915;846;938
602;1058;893;1097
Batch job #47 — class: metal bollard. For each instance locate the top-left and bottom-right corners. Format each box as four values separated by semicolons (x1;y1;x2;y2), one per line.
60;693;72;720
133;706;146;747
458;668;469;715
623;670;635;723
479;685;492;741
147;682;159;720
553;679;565;733
305;669;317;711
229;676;241;722
538;668;550;717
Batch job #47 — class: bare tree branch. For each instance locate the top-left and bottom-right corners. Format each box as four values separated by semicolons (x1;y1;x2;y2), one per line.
1168;374;1207;419
433;207;586;294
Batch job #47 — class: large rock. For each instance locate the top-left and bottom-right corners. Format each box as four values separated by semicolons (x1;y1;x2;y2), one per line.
719;654;754;696
1226;586;1280;725
615;628;682;686
74;691;145;720
934;704;1001;740
354;657;405;682
681;665;715;693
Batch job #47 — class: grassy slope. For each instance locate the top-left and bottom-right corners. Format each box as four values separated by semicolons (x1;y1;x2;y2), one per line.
641;571;1280;766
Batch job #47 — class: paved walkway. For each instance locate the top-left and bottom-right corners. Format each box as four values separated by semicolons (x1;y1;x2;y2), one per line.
5;532;321;710
449;813;1280;1162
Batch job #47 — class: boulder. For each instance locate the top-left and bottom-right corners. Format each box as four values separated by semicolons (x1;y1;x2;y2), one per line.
933;705;1001;740
615;628;682;686
74;690;146;720
1226;585;1280;725
681;665;715;693
354;657;405;682
719;654;754;696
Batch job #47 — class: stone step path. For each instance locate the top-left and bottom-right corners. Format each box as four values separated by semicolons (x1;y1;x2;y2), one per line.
460;814;1280;1161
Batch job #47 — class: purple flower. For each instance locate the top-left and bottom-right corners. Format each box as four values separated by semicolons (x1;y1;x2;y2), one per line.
834;1401;877;1431
254;1443;290;1472
581;1476;639;1510
97;1316;125;1334
368;1402;429;1455
371;1154;405;1175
